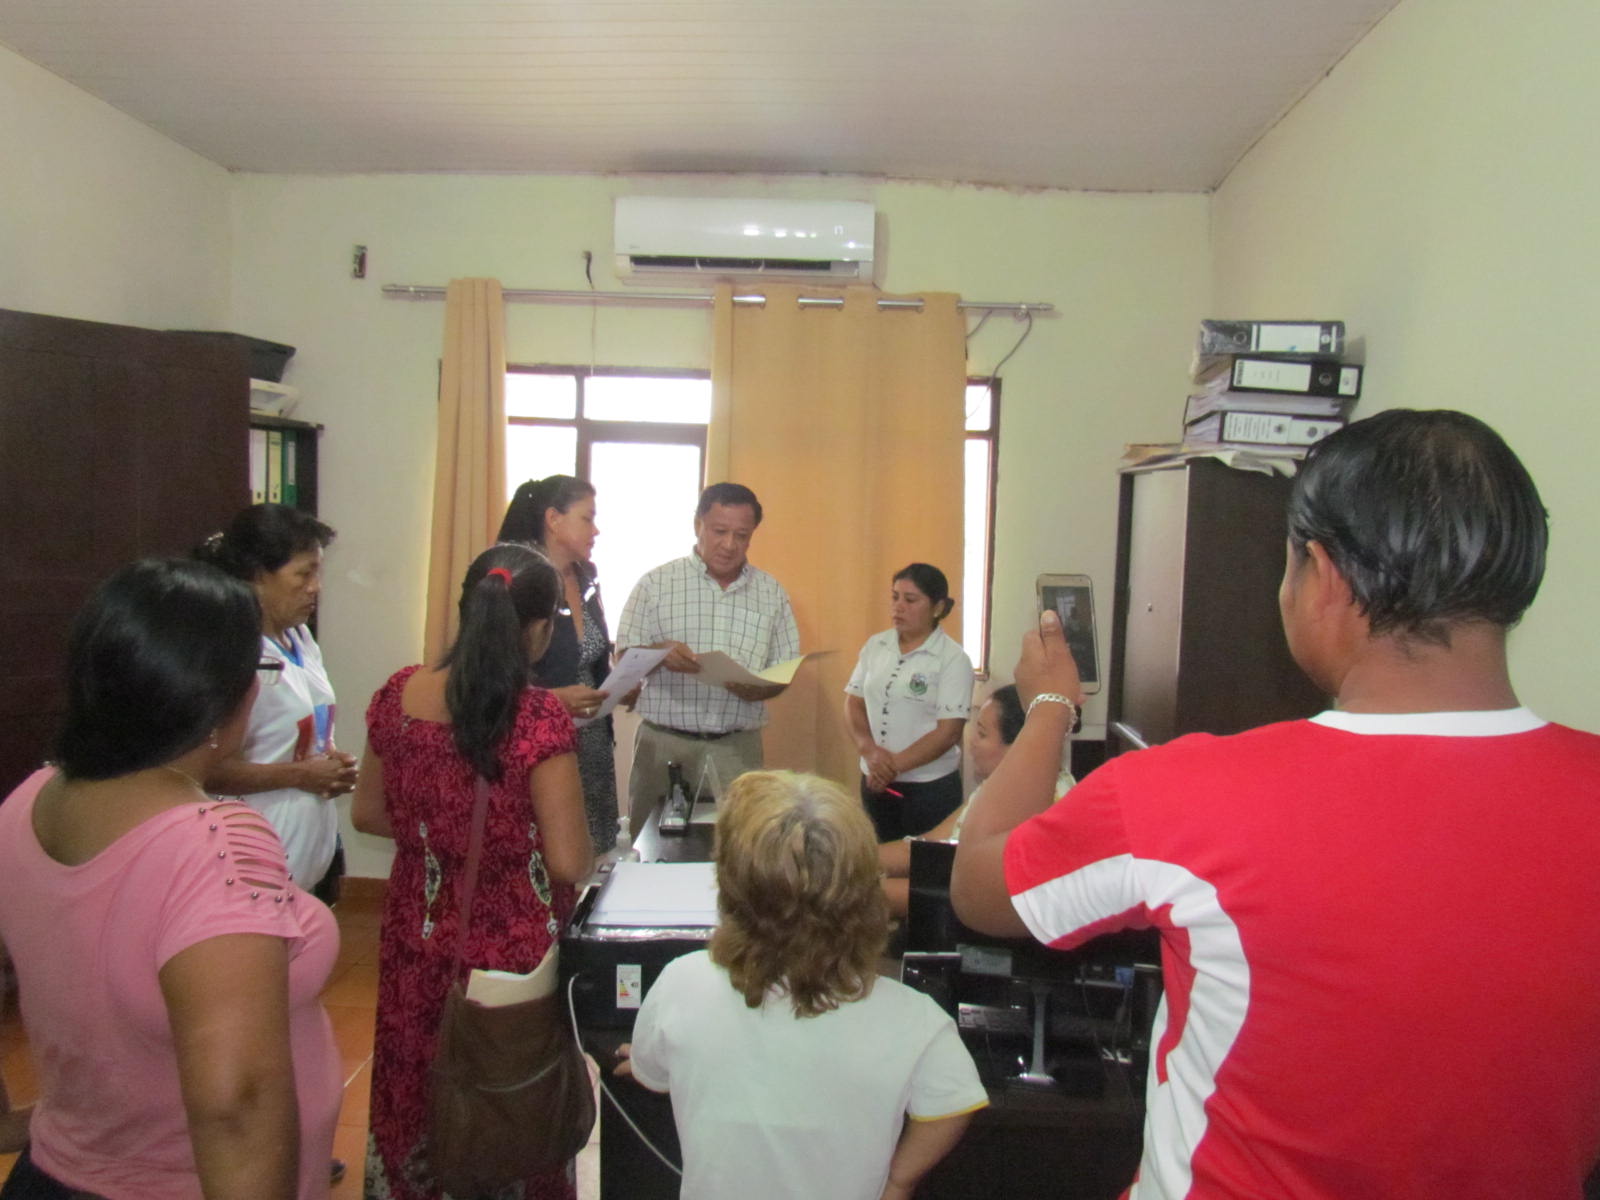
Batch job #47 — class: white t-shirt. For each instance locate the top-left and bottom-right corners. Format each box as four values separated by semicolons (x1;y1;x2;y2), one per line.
628;949;987;1200
844;626;974;782
226;627;339;886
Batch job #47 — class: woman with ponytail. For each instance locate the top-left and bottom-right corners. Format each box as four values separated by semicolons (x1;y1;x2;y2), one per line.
844;563;975;841
352;543;591;1200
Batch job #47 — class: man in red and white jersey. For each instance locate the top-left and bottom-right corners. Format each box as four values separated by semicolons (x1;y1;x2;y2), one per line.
953;409;1600;1199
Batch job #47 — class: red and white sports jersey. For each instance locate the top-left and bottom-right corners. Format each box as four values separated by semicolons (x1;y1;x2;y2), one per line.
1005;709;1600;1199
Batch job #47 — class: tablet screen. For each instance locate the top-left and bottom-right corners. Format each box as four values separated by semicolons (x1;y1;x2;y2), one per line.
1038;580;1100;689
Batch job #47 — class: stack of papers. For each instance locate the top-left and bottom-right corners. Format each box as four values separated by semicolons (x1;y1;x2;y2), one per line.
589;861;721;927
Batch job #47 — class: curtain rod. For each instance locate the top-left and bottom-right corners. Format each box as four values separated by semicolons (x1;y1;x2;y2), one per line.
381;284;1052;316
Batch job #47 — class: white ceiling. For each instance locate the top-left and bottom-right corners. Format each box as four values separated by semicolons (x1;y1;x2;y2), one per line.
0;0;1400;192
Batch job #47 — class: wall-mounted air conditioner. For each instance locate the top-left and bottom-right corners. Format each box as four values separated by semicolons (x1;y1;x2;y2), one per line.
613;197;876;285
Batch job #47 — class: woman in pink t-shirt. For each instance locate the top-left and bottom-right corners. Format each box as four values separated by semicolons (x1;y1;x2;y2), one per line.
0;559;342;1200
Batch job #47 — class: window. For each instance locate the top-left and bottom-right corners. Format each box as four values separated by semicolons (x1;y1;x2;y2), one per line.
506;367;710;617
965;378;1000;673
504;367;999;670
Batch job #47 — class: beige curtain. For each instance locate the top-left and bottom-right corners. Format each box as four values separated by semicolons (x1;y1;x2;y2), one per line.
710;283;967;788
422;278;507;663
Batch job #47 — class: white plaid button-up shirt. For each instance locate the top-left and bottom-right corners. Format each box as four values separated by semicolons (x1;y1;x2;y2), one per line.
618;552;801;734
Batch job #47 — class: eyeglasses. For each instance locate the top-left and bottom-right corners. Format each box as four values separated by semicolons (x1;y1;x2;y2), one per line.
257;660;285;688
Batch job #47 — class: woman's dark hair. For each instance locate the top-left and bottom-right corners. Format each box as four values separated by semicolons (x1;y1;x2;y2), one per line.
697;482;763;526
985;681;1077;739
498;475;596;547
987;684;1027;744
892;563;954;625
55;559;261;781
1288;408;1547;645
195;503;336;580
441;542;563;780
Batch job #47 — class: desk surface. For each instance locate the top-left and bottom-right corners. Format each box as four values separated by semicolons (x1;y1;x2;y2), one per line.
567;794;1146;1200
567;802;717;938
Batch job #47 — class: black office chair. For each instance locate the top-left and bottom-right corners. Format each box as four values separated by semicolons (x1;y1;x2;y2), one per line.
900;835;1162;1096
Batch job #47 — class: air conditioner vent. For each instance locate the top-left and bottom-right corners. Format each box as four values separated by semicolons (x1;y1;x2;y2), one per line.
629;255;842;273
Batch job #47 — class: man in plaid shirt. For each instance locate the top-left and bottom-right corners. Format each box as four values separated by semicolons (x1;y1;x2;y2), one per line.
618;483;800;834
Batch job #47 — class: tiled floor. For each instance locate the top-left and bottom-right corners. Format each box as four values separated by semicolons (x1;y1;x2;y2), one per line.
1;886;600;1198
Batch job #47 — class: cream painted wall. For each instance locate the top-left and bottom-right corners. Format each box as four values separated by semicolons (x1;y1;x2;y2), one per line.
1211;0;1600;729
0;41;231;327
13;0;1590;882
227;174;1209;876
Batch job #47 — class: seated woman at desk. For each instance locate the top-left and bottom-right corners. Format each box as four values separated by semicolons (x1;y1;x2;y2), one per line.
877;684;1075;918
617;770;988;1200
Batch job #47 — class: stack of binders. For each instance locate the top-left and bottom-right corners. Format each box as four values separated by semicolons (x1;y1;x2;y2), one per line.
1180;319;1361;456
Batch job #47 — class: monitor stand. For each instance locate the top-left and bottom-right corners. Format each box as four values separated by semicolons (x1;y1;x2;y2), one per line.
1015;980;1055;1088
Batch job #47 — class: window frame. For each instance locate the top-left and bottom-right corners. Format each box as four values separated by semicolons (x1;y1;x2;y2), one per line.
967;375;1001;677
505;364;709;483
502;365;1000;671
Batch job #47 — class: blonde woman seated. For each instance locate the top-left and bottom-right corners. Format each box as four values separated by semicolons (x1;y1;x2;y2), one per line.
617;771;988;1200
878;685;1075;918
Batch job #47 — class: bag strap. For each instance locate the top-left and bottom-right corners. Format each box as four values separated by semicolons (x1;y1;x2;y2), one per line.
449;776;493;981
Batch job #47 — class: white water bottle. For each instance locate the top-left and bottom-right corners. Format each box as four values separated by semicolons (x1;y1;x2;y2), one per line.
614;817;638;863
587;817;637;887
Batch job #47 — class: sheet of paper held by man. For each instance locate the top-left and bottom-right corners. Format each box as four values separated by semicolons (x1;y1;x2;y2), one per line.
576;645;671;727
692;650;829;689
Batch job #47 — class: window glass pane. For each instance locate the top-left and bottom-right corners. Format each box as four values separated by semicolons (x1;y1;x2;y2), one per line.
585;375;712;424
965;382;993;432
963;438;992;669
507;372;577;419
587;441;705;619
506;424;577;497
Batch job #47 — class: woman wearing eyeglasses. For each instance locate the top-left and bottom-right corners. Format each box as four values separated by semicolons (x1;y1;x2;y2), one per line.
0;559;342;1198
196;504;357;900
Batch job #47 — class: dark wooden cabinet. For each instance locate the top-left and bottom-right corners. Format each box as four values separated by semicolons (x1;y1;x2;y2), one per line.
1107;458;1325;753
0;308;250;794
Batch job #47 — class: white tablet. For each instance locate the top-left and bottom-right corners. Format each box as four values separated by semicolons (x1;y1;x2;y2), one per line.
1035;574;1101;695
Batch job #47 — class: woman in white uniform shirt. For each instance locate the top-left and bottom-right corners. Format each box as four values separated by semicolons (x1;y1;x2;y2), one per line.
198;504;357;897
845;563;974;841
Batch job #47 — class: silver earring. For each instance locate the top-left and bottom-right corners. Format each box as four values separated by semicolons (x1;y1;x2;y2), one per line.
208;729;220;750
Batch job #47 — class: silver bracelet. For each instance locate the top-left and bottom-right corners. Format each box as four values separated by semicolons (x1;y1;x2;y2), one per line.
1027;692;1078;722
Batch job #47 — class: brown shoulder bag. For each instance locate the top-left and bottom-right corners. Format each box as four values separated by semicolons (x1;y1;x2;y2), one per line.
427;778;596;1193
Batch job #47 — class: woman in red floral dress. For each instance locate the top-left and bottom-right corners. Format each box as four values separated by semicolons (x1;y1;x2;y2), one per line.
352;543;594;1200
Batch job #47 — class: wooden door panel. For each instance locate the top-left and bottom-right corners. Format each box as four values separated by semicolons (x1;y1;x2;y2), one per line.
124;357;251;554
0;346;119;571
0;308;248;794
1178;460;1324;735
1119;467;1187;747
1109;459;1325;756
